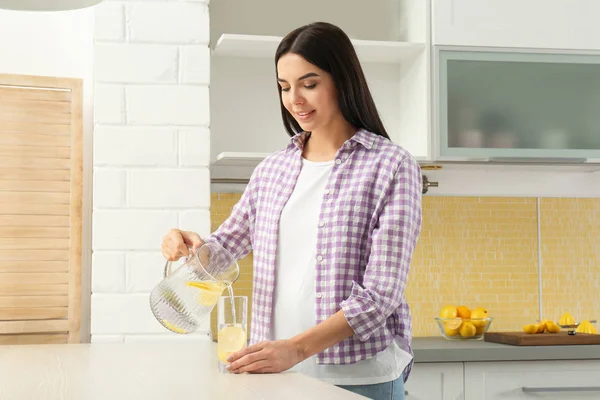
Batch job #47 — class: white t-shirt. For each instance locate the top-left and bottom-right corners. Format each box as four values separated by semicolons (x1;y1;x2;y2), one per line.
272;157;413;386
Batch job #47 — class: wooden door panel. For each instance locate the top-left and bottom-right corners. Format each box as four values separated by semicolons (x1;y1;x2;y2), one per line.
0;73;82;344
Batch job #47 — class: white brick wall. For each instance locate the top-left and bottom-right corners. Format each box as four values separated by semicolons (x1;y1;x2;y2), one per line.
93;85;126;124
126;86;210;125
93;169;126;208
127;3;210;44
93;126;178;166
92;210;178;250
179;47;211;84
92;0;211;343
95;44;178;83
94;3;124;41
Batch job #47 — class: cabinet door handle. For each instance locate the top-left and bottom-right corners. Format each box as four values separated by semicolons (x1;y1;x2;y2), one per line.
522;386;600;393
488;157;587;163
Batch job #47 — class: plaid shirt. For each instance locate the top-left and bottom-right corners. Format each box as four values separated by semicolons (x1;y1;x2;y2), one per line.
207;129;422;370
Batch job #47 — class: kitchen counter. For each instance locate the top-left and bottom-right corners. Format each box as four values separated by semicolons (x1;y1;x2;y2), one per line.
413;336;600;363
0;341;366;400
4;337;599;399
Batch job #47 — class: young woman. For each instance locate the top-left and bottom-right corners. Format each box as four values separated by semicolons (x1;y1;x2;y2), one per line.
162;21;422;400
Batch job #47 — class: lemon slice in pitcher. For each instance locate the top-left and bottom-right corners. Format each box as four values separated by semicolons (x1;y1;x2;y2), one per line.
162;319;188;334
197;290;221;307
186;281;226;307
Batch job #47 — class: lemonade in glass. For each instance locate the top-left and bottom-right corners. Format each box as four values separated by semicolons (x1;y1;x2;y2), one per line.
217;295;248;373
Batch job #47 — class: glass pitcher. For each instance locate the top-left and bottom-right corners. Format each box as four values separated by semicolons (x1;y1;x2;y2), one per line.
149;241;239;334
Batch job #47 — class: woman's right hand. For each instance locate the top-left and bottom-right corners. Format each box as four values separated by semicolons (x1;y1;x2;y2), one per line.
161;229;204;261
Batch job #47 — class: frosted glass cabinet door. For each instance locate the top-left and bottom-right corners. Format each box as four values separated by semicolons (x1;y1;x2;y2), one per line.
435;47;600;160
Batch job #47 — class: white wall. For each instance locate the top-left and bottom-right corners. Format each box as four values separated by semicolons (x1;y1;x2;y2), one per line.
91;0;212;343
0;7;95;342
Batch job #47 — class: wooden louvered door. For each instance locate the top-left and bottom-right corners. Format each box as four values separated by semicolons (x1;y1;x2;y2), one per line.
0;73;82;344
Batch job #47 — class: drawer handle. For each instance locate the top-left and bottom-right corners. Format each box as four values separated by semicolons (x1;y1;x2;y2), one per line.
522;386;600;393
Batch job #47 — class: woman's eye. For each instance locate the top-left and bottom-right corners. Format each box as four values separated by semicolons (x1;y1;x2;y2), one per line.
280;84;316;92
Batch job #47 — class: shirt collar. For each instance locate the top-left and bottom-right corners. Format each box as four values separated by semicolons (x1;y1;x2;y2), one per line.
288;131;311;152
349;129;375;150
287;128;375;153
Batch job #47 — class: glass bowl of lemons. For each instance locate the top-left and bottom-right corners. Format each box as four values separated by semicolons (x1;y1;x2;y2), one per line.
435;305;494;340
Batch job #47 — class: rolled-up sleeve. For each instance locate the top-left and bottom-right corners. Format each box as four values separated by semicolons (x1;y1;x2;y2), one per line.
340;155;422;342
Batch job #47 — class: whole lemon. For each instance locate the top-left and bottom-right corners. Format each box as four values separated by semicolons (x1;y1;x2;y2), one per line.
459;321;477;338
470;307;489;327
440;305;458;319
457;305;471;319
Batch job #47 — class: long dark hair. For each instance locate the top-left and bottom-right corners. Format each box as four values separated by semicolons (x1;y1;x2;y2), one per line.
275;22;390;140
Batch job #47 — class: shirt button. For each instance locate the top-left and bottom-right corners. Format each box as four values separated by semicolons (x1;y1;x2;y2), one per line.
335;159;341;165
317;255;323;262
319;220;325;227
324;189;330;195
316;293;323;299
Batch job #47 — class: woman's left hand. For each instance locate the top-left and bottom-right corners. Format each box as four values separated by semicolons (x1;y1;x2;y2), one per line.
226;339;306;374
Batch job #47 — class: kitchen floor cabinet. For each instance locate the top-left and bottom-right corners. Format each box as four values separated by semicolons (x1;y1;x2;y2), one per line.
408;359;600;400
464;360;600;400
405;362;464;400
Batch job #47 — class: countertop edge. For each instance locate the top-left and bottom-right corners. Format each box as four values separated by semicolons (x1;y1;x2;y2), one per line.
412;337;600;363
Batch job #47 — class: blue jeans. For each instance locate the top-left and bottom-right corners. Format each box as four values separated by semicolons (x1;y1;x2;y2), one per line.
337;376;405;400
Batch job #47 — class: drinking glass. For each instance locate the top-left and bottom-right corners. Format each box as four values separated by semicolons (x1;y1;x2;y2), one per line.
217;295;248;373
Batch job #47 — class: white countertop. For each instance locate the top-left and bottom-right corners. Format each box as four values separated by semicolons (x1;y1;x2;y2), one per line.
0;341;366;400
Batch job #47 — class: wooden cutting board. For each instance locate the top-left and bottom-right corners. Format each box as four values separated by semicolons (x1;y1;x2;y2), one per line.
484;331;600;346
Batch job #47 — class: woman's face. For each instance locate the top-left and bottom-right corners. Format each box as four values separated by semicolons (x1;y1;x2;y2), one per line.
277;53;342;133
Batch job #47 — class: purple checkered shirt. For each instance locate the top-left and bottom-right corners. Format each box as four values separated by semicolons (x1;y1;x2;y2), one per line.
207;129;422;372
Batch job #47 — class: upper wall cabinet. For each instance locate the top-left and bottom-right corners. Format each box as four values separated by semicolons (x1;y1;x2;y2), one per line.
433;47;600;162
209;0;431;180
432;0;600;50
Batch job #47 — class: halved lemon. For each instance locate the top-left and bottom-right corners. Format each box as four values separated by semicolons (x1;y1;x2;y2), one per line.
444;318;463;330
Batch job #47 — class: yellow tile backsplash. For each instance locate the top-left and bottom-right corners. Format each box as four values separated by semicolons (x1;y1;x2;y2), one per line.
407;197;540;336
209;193;254;341
540;198;600;327
210;193;600;338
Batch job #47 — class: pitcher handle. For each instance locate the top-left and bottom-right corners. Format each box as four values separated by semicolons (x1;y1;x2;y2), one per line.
163;259;171;278
163;246;195;278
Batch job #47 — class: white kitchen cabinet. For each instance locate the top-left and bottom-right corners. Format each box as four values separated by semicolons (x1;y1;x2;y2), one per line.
464;360;600;400
433;47;600;163
209;0;431;180
405;362;464;400
432;0;600;50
